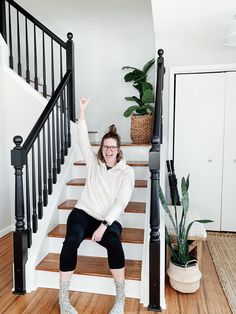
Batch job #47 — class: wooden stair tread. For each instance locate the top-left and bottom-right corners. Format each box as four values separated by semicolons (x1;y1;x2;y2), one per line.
67;178;147;188
36;253;141;280
48;225;144;244
58;200;146;213
74;160;149;167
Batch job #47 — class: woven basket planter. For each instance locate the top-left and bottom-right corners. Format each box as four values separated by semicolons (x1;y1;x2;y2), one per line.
131;114;153;144
167;260;202;293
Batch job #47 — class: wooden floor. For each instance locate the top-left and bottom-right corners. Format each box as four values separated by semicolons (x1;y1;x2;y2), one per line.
0;233;231;314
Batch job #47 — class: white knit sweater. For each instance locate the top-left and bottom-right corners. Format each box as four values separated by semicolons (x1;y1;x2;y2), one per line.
75;120;135;225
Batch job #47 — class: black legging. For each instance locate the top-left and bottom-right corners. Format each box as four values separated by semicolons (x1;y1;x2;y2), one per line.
60;208;125;271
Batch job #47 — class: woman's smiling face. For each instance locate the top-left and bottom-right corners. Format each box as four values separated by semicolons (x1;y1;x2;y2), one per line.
102;138;118;167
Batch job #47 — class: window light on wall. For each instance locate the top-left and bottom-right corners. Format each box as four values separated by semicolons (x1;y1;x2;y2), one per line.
223;16;236;46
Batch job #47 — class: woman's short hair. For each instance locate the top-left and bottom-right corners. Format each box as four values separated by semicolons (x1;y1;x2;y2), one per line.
97;124;123;163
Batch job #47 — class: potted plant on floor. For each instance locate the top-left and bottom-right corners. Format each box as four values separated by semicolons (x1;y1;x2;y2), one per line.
122;58;155;144
159;175;213;293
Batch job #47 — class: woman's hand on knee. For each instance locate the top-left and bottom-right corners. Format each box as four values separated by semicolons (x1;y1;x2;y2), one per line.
92;224;107;242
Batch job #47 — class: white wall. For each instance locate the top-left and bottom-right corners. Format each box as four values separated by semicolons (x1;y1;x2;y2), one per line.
17;0;155;142
0;35;47;235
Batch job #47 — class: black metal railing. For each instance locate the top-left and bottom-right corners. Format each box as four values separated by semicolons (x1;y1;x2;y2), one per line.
148;49;165;311
11;71;72;294
0;0;76;294
0;0;76;121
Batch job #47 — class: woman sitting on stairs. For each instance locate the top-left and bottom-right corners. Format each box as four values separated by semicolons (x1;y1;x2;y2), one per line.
59;97;135;314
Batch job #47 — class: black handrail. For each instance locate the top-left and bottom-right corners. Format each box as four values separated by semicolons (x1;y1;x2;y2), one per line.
148;49;165;312
3;0;66;48
23;71;71;154
0;0;76;122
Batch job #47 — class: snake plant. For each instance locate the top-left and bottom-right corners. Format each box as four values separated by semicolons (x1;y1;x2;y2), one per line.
159;175;213;266
122;58;155;117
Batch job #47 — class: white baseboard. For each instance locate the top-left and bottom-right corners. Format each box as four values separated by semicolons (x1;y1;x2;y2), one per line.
0;224;14;238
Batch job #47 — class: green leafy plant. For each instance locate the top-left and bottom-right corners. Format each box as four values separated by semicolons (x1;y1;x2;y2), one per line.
122;58;155;117
159;175;213;266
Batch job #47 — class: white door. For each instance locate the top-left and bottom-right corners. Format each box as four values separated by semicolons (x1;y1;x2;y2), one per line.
221;72;236;231
174;73;225;231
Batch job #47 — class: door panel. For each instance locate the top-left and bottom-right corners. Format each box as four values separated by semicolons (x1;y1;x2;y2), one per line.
174;73;225;231
221;72;236;231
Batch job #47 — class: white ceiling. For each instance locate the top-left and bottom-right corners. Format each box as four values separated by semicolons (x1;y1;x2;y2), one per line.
155;0;236;42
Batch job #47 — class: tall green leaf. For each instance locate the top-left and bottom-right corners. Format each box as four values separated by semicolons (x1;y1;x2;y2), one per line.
124;69;144;82
142;89;154;104
142;58;155;74
124;96;142;106
123;105;140;117
159;186;178;235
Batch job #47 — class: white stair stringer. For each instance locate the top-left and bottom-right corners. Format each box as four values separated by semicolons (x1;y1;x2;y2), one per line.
36;270;141;298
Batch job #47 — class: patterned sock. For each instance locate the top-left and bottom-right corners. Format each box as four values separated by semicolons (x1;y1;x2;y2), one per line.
59;281;78;314
109;280;125;314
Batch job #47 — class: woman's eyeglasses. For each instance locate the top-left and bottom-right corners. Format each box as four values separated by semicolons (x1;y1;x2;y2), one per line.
102;145;118;152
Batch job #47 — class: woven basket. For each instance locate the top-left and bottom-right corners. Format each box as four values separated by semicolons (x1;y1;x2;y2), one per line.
131;114;153;144
167;260;202;293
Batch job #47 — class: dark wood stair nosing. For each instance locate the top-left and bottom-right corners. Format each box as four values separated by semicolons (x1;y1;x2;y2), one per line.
66;178;148;188
36;253;142;281
58;200;146;214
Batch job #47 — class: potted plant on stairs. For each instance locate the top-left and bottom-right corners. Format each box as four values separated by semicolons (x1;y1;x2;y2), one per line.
122;58;155;144
159;175;213;293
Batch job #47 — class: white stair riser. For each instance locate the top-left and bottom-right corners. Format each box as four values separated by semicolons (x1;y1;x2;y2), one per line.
48;238;143;260
72;166;149;180
36;270;141;298
59;210;145;228
67;186;147;202
81;146;150;161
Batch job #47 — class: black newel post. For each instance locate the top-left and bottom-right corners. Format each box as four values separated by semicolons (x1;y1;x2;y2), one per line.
66;32;76;125
11;136;28;294
148;49;164;312
0;0;7;42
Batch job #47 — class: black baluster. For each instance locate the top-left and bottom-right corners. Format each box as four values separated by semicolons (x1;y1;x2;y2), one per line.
0;0;7;42
56;101;61;174
25;156;32;248
17;10;22;76
34;24;38;90
64;88;68;156
11;136;28;294
25;17;30;83
67;84;71;148
8;3;13;69
51;38;55;94
66;32;76;122
47;116;53;194
60;46;65;164
51;40;57;182
32;145;38;233
42;126;48;206
42;31;47;97
52;107;57;183
38;136;43;219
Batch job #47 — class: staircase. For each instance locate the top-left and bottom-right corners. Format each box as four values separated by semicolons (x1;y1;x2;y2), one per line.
1;0;165;308
35;144;150;299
